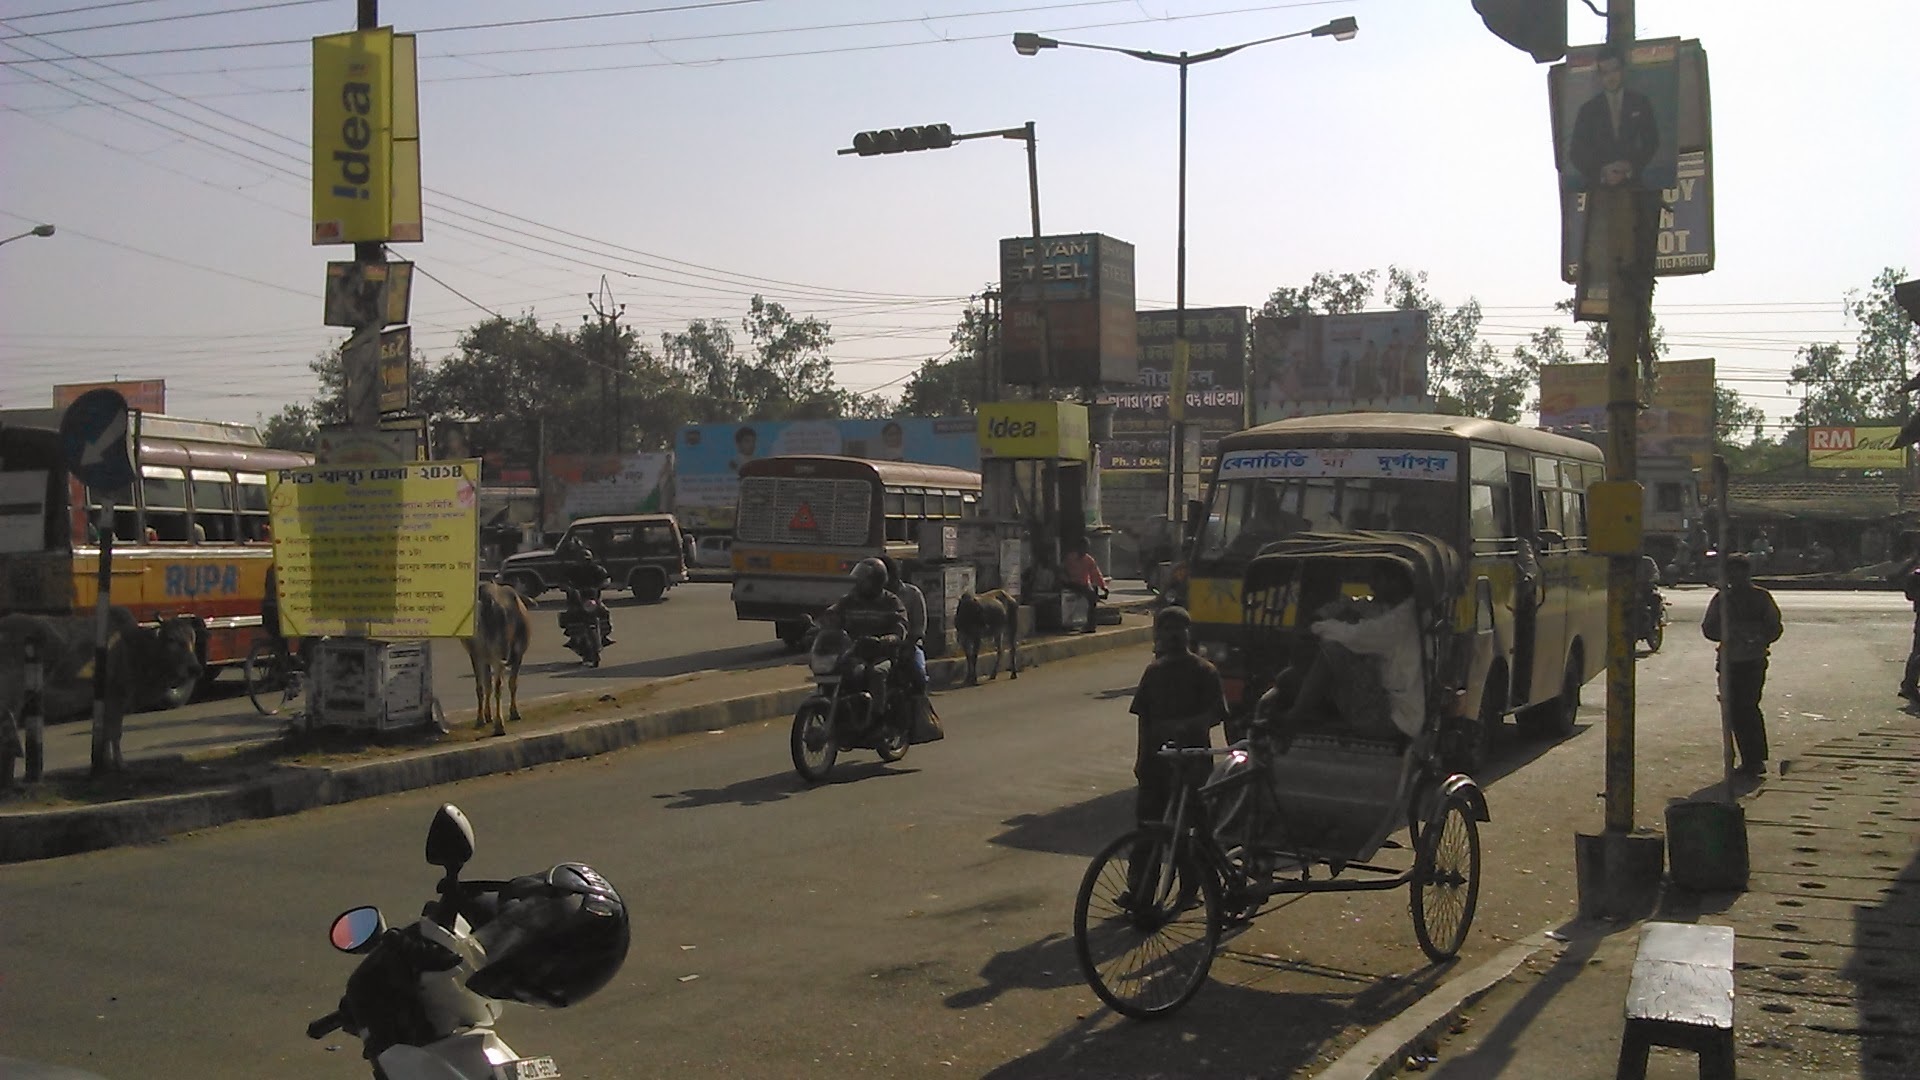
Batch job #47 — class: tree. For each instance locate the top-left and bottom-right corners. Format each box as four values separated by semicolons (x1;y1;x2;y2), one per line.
1260;270;1378;319
1382;266;1533;422
257;402;317;452
900;298;992;417
1714;384;1766;450
659;295;870;421
1789;267;1917;426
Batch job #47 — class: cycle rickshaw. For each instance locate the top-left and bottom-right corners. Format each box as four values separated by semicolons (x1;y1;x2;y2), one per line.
1073;532;1490;1019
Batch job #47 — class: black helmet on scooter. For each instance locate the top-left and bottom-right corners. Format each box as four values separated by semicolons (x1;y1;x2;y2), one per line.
466;863;630;1008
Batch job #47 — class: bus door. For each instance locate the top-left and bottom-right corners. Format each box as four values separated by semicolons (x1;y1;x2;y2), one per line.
1506;452;1544;706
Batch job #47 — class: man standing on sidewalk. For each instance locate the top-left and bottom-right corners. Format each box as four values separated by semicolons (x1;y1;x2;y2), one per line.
1889;539;1920;700
1701;553;1783;776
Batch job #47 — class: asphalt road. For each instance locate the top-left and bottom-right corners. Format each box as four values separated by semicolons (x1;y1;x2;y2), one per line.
2;587;1910;1078
39;582;789;773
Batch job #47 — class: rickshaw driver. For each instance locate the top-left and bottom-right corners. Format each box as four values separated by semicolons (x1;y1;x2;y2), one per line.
1130;607;1230;825
1271;563;1423;741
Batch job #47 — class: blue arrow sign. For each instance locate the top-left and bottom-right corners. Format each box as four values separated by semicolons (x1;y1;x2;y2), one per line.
60;388;137;492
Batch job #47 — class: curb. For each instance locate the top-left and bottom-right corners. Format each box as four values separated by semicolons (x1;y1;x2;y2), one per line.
0;622;1151;864
1311;932;1553;1080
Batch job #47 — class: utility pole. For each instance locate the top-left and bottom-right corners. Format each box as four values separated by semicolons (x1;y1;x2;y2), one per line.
1584;0;1668;918
588;275;626;454
344;0;384;435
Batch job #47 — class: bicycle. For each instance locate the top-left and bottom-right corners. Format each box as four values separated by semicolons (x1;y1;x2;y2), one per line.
1073;734;1483;1020
244;633;306;717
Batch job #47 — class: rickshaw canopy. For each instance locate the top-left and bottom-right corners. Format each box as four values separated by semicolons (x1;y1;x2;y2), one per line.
1241;530;1465;617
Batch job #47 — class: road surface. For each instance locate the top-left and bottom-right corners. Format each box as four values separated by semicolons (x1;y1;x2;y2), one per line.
1;587;1909;1077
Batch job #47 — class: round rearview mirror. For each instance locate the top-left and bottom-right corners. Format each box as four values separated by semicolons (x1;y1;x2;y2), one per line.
329;906;385;953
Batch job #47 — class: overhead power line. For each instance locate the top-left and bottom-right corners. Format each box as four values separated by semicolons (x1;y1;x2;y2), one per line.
0;0;329;41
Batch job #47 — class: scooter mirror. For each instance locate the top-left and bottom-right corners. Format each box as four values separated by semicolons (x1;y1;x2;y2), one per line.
329;905;386;953
425;804;475;871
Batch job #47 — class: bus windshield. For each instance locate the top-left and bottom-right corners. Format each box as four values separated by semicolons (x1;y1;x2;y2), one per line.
1196;475;1460;563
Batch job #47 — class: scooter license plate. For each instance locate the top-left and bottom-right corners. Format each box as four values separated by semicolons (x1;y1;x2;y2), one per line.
814;674;842;685
494;1058;560;1080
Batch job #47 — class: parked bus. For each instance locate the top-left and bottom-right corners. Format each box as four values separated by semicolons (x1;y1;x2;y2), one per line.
1182;413;1607;764
0;410;313;706
730;455;982;649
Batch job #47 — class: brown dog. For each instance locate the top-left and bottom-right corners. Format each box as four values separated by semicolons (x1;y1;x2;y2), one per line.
954;589;1019;686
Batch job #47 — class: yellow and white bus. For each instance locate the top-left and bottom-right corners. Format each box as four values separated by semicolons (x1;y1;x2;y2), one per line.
1183;413;1607;763
729;455;982;649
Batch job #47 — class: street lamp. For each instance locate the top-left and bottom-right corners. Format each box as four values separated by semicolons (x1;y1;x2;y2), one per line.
1013;17;1357;526
0;223;56;248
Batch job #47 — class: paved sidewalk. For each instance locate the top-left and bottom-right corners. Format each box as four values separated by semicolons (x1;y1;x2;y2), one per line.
1331;725;1920;1080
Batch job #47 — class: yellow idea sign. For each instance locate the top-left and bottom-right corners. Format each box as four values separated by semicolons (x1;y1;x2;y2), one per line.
268;460;480;638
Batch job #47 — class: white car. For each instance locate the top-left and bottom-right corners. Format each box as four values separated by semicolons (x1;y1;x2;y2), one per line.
693;534;733;570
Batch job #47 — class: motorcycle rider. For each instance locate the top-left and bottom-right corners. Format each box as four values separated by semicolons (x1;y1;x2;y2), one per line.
1636;551;1664;637
818;558;908;726
877;555;928;693
557;533;614;646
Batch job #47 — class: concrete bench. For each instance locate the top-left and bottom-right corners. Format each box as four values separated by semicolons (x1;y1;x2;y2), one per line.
1616;921;1736;1080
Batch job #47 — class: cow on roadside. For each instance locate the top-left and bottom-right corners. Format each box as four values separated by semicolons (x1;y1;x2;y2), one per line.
955;589;1020;687
466;581;532;737
0;608;202;778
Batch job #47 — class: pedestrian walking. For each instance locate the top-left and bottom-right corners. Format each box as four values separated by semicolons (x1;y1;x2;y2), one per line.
1701;553;1783;776
1890;549;1920;700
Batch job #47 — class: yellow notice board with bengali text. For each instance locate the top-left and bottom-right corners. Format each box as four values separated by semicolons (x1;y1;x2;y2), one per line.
269;460;479;637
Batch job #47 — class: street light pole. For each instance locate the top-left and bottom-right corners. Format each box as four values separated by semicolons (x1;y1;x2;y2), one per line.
1013;17;1357;527
0;223;57;248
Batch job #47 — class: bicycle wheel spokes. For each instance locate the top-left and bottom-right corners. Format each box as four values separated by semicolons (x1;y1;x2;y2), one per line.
245;641;286;716
1411;796;1481;962
1074;829;1221;1020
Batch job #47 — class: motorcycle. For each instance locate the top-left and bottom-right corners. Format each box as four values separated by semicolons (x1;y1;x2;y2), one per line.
559;585;610;667
306;804;630;1079
789;627;913;782
1634;587;1669;653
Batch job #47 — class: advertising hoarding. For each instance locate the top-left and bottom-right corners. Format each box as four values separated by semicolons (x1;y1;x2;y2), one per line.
1097;307;1247;474
311;28;421;245
53;380;166;414
673;417;977;532
541;452;672;530
268;459;480;638
1537;357;1716;468
1807;426;1906;470
999;233;1138;387
978;402;1089;460
1252;310;1434;422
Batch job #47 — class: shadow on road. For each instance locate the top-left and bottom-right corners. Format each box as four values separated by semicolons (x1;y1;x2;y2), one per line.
991;791;1134;859
652;761;918;809
1428;918;1605;1080
948;928;1449;1079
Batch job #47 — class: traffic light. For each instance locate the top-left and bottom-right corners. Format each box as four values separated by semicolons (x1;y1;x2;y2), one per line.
850;124;955;156
1472;0;1566;63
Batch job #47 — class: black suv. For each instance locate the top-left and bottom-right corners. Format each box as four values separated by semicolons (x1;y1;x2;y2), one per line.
498;514;687;602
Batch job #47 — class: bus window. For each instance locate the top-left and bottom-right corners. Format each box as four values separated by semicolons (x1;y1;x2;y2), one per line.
886;517;909;542
238;473;271;541
1562;489;1587;540
191;469;236;542
1470;483;1512;549
943;493;963;518
1472;445;1508;483
883;489;905;517
143;466;191;541
1533;457;1562;491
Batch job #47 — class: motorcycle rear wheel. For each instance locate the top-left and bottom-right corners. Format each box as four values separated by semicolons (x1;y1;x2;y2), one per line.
791;703;838;782
1643;617;1664;654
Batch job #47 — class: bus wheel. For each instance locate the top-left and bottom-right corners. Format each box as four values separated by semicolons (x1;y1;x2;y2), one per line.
1520;653;1582;740
1452;672;1502;775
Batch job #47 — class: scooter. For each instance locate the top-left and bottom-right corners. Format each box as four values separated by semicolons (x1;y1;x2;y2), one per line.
1635;587;1669;653
559;585;611;667
306;804;630;1079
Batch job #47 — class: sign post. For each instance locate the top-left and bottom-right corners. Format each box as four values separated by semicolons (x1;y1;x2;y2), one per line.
58;388;136;776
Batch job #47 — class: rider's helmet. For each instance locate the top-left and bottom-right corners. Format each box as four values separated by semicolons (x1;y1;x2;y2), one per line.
467;863;631;1008
850;557;888;600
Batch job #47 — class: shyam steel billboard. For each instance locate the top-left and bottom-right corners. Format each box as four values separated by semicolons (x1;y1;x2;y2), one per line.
998;233;1138;388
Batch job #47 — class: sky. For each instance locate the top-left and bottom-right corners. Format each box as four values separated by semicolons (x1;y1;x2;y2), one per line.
1;0;1914;438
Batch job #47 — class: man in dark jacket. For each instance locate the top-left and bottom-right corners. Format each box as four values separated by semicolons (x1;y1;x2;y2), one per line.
1702;554;1783;776
1130;606;1229;825
1568;47;1660;190
819;558;909;716
1892;546;1920;700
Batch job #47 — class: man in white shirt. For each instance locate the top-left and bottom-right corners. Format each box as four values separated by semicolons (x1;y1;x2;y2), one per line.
1277;564;1423;740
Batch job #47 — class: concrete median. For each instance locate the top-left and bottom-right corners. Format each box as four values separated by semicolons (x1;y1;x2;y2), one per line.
0;618;1151;864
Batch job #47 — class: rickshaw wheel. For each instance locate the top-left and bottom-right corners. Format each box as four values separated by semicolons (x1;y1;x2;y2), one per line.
1074;829;1221;1020
1411;794;1481;962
